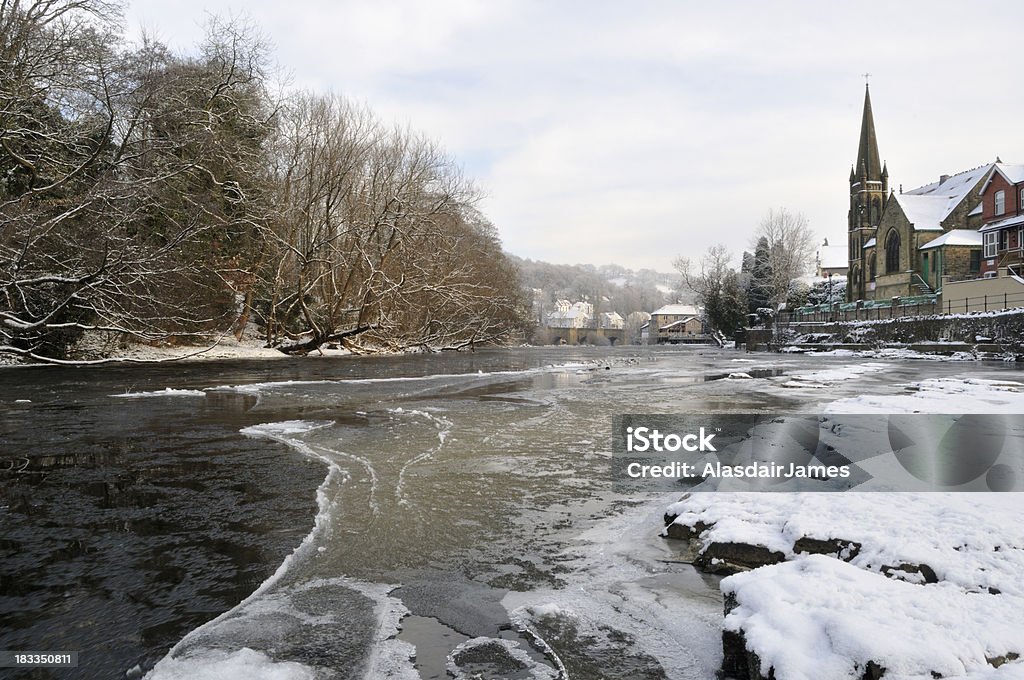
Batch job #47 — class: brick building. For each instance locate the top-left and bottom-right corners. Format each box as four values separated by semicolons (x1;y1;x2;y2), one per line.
846;85;991;301
978;164;1024;278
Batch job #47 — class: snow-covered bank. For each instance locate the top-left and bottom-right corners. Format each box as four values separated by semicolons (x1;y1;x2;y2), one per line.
664;375;1024;680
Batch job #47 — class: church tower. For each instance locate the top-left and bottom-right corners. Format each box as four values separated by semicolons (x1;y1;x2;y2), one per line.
848;83;889;301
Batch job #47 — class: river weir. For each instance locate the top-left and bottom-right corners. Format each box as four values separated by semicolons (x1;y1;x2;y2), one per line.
2;347;1022;679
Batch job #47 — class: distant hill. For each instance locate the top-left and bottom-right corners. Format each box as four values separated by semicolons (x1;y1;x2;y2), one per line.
509;256;689;321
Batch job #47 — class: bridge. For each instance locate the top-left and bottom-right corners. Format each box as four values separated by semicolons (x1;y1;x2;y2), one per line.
546;326;626;346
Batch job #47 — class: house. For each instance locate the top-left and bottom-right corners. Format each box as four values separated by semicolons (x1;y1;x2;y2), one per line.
648;304;707;344
816;239;848;278
978;163;1024;279
547;300;593;328
599;311;624;330
846;84;991;300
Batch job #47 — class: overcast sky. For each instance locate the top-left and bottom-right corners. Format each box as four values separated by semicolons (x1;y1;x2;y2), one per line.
124;0;1024;271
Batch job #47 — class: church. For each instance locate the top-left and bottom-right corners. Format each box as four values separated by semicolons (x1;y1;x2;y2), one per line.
846;86;992;302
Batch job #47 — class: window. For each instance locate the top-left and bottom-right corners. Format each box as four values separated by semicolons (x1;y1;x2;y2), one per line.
995;190;1006;216
1019;228;1024;251
885;230;901;273
1000;229;1010;250
984;231;998;258
868;253;876;281
1020;188;1024;212
970;250;981;273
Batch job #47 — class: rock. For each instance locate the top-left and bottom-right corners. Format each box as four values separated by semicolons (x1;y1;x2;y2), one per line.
860;660;886;679
663;519;709;540
719;618;776;680
793;536;862;561
694;541;786;575
879;562;938;584
986;651;1020;668
721;621;888;680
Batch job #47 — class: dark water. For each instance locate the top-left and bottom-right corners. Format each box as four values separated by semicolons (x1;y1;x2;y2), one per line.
2;347;1020;679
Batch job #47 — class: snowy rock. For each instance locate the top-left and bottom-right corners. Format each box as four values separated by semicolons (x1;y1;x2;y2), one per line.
720;556;1024;680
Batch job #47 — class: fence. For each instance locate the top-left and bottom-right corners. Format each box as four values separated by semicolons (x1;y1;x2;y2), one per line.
778;295;941;324
939;290;1024;314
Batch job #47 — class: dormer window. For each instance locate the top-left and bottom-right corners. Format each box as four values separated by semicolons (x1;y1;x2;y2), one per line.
995;190;1006;216
1020;187;1024;212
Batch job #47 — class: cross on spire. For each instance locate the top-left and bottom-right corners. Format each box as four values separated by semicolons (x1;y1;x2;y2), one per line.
862;72;872;87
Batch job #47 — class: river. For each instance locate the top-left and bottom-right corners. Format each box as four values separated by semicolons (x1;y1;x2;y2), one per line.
2;346;1021;679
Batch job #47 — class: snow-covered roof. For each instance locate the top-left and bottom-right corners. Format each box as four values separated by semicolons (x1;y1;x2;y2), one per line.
899;164;994;230
661;317;697;330
651;304;700;317
981;163;1024;193
905;164;992;200
979;213;1024;233
863;237;876;249
918;229;982;250
893;194;956;231
817;245;847;269
968;202;982;217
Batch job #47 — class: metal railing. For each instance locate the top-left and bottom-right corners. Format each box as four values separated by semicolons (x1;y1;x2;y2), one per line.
940;290;1024;315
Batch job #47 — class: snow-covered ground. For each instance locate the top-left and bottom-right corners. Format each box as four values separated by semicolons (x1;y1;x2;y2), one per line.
666;371;1024;680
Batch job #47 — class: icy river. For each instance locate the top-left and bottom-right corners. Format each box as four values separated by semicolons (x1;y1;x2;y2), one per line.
2;346;1022;679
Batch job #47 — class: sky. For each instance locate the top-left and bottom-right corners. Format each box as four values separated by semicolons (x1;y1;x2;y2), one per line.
124;0;1024;272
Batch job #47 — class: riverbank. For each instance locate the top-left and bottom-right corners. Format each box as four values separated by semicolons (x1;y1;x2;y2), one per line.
663;374;1024;680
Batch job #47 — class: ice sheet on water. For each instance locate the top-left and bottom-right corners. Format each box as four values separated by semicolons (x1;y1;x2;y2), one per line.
503;494;724;679
146;647;317;680
240;420;334;437
111;387;206;398
447;637;558;680
825;376;1024;414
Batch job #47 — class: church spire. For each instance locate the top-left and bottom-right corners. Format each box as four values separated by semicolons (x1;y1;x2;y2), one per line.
856;84;882;181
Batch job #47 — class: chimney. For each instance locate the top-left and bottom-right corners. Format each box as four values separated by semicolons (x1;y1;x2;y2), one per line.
939;174;950;184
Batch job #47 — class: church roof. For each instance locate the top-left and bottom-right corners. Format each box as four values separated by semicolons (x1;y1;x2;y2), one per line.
897;164;994;230
918;230;982;250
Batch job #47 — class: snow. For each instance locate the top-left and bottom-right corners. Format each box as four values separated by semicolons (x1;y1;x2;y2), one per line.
991;163;1024;186
723;556;1024;680
979;213;1024;233
146;648;316;680
919;229;983;250
112;387;206;398
826;377;1024;414
666;373;1024;679
651;303;701;316
779;361;888;388
817;244;847;270
667;492;1024;596
893;193;954;231
906;164;993;203
805;347;982;361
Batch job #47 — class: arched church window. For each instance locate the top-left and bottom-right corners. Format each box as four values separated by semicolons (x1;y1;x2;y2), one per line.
871;198;881;226
868;253;876;281
885;230;901;273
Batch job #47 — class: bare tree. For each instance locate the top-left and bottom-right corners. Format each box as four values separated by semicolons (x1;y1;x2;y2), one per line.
754;208;816;307
262;93;528;355
674;244;746;336
0;1;278;362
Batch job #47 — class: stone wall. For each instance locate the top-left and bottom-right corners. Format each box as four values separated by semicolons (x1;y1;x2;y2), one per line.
777;308;1024;351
